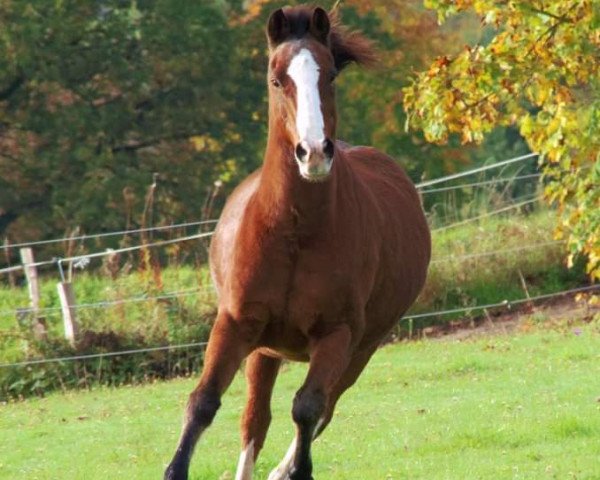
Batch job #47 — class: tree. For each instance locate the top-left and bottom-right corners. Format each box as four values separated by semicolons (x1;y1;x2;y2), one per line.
0;1;265;244
404;1;600;278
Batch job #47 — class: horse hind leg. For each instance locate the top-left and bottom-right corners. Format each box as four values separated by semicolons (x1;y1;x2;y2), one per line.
164;313;260;480
235;351;281;480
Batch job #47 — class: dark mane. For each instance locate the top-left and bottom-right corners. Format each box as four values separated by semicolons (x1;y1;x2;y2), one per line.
328;7;378;70
273;5;378;71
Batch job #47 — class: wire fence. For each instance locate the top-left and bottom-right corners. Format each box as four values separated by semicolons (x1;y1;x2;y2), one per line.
0;230;216;275
416;152;539;188
0;233;564;319
419;173;541;195
431;196;542;233
0;219;218;251
1;282;596;369
402;284;599;321
0;287;215;318
0;191;544;276
0;341;209;368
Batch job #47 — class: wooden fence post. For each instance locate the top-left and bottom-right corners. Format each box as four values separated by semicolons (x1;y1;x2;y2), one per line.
57;281;78;347
3;238;16;287
20;248;40;316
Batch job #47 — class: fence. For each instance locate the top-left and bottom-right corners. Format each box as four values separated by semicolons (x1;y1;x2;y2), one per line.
0;152;547;351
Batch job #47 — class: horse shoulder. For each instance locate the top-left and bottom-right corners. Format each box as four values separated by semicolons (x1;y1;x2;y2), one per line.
209;169;262;294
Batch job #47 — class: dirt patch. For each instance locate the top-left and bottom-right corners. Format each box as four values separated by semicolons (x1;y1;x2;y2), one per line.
419;293;600;341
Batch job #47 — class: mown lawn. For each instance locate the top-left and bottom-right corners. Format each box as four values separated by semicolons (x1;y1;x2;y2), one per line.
1;320;599;480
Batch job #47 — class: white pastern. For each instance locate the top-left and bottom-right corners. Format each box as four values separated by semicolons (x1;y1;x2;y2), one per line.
267;436;297;480
313;417;326;440
287;48;325;146
267;416;325;480
235;439;255;480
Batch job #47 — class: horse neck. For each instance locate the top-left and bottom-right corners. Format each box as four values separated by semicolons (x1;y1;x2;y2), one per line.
255;113;337;230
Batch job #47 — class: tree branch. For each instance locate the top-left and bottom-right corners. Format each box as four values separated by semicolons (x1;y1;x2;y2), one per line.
528;7;565;22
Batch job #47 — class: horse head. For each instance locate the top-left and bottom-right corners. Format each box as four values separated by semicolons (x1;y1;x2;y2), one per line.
266;6;376;182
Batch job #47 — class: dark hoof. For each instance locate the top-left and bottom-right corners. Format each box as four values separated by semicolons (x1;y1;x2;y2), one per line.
164;463;188;480
289;468;314;480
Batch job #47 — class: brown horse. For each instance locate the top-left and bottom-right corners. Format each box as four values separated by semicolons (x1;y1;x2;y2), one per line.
164;6;430;480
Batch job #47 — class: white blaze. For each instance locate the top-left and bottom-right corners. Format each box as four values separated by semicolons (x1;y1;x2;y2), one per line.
287;48;325;145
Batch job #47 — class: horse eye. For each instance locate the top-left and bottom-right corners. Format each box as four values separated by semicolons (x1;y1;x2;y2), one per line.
329;70;338;83
271;78;282;88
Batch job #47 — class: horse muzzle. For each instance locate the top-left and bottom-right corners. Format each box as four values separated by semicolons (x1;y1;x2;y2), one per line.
294;138;335;182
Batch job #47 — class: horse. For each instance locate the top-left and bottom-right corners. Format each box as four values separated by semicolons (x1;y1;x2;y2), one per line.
164;5;430;480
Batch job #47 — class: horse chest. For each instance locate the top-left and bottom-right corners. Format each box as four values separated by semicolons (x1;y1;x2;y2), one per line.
228;232;353;325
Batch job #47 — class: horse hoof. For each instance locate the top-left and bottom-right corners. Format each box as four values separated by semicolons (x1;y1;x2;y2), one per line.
288;468;314;480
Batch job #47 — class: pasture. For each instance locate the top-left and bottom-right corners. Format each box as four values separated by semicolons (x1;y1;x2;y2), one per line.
2;313;599;480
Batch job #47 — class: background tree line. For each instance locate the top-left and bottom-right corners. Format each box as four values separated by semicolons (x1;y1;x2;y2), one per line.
3;0;572;266
0;1;525;239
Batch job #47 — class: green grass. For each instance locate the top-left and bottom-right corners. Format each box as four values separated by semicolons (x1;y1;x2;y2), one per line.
0;265;216;364
2;319;599;480
413;209;586;321
0;265;215;331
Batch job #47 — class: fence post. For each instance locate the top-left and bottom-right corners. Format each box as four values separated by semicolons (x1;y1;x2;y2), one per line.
20;247;40;315
3;238;16;287
57;281;79;347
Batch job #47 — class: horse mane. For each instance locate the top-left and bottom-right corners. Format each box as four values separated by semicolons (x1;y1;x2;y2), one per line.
328;8;378;70
274;5;378;71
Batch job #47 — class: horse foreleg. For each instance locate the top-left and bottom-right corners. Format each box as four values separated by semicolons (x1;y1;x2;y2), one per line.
235;352;281;480
164;313;259;480
268;343;375;480
287;325;352;480
267;436;298;480
314;345;377;440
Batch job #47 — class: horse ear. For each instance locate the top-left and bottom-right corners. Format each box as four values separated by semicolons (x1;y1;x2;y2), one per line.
310;7;330;44
267;8;290;48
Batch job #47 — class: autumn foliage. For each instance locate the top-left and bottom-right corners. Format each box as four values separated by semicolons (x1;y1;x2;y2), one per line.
404;0;600;278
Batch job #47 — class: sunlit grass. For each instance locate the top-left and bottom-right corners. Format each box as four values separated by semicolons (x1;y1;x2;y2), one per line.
412;209;586;324
1;318;599;479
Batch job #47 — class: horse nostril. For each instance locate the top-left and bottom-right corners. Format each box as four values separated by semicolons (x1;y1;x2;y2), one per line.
323;138;335;159
295;143;308;162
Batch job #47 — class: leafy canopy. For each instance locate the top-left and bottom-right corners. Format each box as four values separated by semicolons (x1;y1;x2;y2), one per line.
0;1;264;242
404;0;600;278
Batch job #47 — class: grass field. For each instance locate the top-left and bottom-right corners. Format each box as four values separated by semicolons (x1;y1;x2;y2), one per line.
2;314;599;480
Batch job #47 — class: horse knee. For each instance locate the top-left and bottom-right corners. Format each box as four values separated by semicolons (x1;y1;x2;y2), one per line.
186;388;221;426
292;387;326;428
